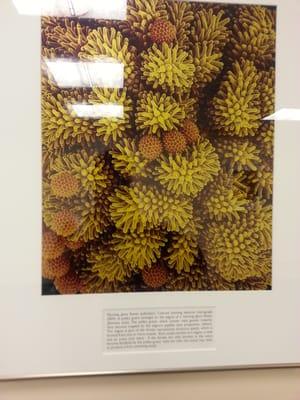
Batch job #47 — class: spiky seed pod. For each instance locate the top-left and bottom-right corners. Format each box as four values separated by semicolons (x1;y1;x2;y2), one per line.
89;88;132;145
142;44;195;93
142;264;169;288
247;200;272;251
79;28;137;88
166;266;210;291
235;276;270;290
166;1;194;50
235;250;271;289
256;122;274;160
50;209;79;237
42;254;70;280
109;184;193;233
166;260;235;291
43;230;65;260
73;153;111;194
50;171;79;199
42;91;97;152
260;68;275;118
87;246;132;282
238;5;276;34
214;138;261;172
206;265;236;290
136;92;186;135
230;30;275;69
111;230;167;269
80;274;131;294
230;5;275;68
138;135;163;161
201;217;262;282
163;131;187;155
54;271;82;294
193;41;223;90
111;138;149;178
211;60;261;137
149;19;176;44
125;0;167;45
158;189;194;233
49;150;112;196
247;163;273;199
70;193;112;242
197;173;249;222
191;9;230;51
155;138;220;197
165;219;200;273
236;33;273;67
181;120;200;144
166;233;198;273
43;19;90;57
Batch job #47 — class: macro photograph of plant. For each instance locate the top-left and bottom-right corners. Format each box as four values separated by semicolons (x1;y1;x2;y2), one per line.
41;0;276;295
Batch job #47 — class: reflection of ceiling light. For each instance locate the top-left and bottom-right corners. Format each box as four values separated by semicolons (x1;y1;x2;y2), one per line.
70;104;124;119
12;0;88;16
264;108;300;121
12;0;126;19
45;60;124;88
12;0;53;15
88;0;127;20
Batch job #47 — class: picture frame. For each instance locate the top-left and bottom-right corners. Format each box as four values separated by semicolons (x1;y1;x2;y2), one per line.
1;0;300;380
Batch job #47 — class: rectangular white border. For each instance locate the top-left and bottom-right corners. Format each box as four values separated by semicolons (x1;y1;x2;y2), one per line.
1;0;300;379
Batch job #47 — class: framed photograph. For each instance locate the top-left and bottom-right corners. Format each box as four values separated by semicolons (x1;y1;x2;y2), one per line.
1;0;300;379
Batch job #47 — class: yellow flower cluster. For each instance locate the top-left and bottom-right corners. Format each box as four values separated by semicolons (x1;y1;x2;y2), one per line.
193;41;223;90
166;1;193;49
42;91;95;152
112;230;167;269
89;88;133;145
165;217;202;273
79;27;137;87
154;138;220;196
211;60;261;137
136;91;186;135
230;5;276;68
142;43;195;92
198;174;249;222
87;246;132;282
111;138;149;178
109;184;193;233
191;8;230;51
215;138;261;172
201;218;262;282
43;19;91;57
